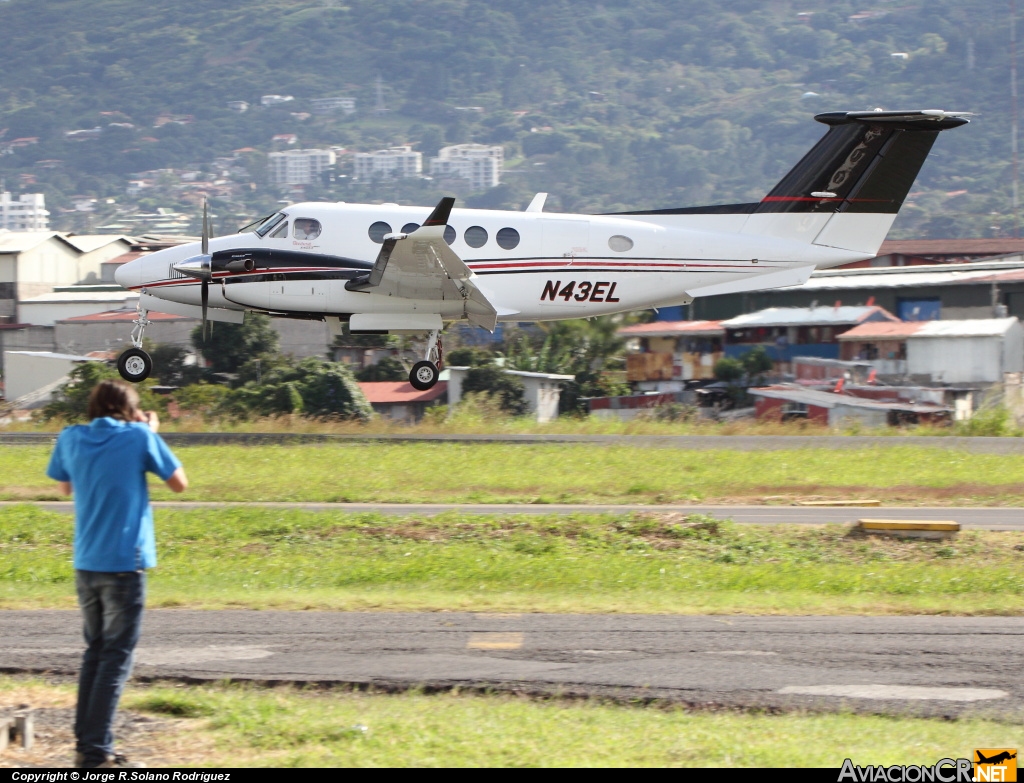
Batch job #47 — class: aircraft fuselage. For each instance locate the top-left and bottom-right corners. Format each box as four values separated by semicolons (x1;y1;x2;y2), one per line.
116;201;866;324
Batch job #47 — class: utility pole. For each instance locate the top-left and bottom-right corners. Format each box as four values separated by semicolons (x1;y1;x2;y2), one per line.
1013;0;1020;237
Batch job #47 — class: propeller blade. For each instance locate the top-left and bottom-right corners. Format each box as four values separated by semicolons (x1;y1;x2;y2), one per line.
201;278;209;342
201;200;209;256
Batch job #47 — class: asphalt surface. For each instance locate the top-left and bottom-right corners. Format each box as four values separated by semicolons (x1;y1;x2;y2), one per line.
5;432;1024;452
2;611;1021;719
7;502;1024;530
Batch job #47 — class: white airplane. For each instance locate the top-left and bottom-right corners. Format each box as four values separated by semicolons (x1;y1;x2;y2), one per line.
114;109;968;389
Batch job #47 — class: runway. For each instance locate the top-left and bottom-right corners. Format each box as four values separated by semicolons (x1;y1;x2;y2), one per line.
5;432;1024;452
8;501;1024;530
2;611;1021;719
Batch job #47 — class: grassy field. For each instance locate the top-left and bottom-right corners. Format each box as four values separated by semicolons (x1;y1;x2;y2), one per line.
3;506;1022;614
1;677;1019;767
5;443;1024;504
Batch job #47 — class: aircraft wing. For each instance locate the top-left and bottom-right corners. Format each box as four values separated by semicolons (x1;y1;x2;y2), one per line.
346;197;499;331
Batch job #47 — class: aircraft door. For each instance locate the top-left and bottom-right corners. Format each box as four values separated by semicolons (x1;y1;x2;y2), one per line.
541;218;590;261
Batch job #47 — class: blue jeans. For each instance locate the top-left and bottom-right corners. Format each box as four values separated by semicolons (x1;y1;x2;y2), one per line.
75;569;146;766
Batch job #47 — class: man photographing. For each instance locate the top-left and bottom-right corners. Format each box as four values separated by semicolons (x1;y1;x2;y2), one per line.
46;379;188;768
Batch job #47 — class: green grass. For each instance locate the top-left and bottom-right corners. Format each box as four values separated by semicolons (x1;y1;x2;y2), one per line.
111;683;1024;766
5;443;1024;504
3;506;1022;614
3;676;1019;767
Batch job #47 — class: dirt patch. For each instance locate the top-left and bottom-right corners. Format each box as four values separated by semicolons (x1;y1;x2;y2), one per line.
0;683;212;768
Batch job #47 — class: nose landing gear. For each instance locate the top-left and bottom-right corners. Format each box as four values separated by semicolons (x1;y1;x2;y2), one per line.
117;306;154;382
409;329;442;391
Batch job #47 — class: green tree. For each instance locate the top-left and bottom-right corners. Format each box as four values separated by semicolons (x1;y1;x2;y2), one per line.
40;362;166;422
462;365;528;416
356;356;408;382
713;357;744;383
739;346;774;383
192;314;279;377
220;357;372;421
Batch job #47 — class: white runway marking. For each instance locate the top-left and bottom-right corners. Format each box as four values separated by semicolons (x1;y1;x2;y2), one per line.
778;684;1008;701
135;646;275;666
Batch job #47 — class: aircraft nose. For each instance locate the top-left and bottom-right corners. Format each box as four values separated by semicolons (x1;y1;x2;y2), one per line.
113;257;141;289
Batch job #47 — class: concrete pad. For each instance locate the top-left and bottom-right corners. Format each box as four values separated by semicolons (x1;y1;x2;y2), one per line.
778;684;1008;701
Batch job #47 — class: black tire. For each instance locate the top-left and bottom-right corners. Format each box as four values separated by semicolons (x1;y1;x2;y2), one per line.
409;360;439;391
117;348;153;383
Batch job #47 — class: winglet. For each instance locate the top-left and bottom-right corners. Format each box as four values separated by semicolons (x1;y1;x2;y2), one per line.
422;196;456;227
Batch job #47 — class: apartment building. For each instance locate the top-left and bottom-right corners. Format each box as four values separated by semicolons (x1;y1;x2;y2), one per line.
0;192;49;231
311;97;356;115
428;144;503;190
267;148;337;185
353;146;422;180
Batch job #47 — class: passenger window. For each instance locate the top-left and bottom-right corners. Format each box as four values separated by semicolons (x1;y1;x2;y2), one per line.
464;226;488;248
608;235;633;252
368;221;392;243
496;227;520;250
293;218;321;240
444;225;456;245
402;223;420;234
270;220;289;239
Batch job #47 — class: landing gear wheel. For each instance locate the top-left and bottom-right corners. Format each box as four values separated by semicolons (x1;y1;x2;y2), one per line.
117;348;153;383
409;360;439;391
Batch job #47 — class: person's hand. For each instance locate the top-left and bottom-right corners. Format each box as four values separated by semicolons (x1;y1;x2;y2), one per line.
135;409;160;432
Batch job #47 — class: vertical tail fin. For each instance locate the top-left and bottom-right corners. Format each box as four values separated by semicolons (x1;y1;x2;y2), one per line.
744;110;969;254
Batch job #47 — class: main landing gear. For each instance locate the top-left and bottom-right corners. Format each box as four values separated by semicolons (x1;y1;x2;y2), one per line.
409;329;442;391
117;306;154;383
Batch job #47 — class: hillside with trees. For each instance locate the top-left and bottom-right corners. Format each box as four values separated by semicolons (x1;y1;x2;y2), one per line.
0;0;1017;238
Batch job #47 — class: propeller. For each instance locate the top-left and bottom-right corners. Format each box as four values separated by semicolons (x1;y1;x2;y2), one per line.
201;200;210;342
171;200;214;340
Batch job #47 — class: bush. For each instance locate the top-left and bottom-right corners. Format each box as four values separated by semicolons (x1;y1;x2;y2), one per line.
713;357;744;383
955;406;1019;437
462;365;528;416
219;357;373;421
173;383;230;416
356;356;407;382
40;362;167;422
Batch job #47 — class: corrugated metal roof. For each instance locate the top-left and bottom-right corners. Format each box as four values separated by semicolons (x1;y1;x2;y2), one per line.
4;350;97;361
0;231;66;253
876;238;1024;256
64;234;132;253
617;320;725;337
750;384;949;413
837;322;925;340
20;291;138;304
57;309;187;323
359;381;448;403
913;318;1020;337
802;257;1024;291
721;305;896;328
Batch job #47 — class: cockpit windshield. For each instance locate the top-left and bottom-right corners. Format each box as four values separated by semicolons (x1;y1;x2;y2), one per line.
254;212;288;238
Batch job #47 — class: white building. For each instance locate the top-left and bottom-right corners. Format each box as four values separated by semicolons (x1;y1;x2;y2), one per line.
267;148;336;185
906;318;1024;384
429;144;503;190
445;366;574;422
261;94;294;106
0;193;49;231
353;146;422;180
311;97;356;115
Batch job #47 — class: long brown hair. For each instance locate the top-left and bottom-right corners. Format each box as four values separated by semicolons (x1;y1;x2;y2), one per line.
87;380;140;422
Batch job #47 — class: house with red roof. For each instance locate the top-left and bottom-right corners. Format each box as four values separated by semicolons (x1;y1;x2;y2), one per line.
358;381;448;423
